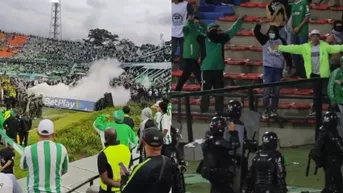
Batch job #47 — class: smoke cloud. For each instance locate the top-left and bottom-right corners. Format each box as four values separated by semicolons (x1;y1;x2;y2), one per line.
27;59;131;106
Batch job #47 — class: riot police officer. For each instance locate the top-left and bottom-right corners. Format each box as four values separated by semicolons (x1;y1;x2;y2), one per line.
311;111;343;193
200;116;240;193
224;100;258;192
246;131;287;193
35;94;43;118
28;94;36;119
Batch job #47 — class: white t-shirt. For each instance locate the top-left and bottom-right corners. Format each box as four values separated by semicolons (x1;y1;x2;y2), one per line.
0;173;14;193
154;112;162;126
311;45;320;75
172;1;188;38
158;114;172;145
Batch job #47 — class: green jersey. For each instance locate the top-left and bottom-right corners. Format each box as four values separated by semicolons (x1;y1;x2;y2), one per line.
200;18;244;71
183;20;207;59
95;114;138;148
20;140;69;193
328;68;343;104
291;0;310;36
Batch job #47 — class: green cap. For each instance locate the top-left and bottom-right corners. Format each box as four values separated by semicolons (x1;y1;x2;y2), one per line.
113;110;125;123
207;23;219;31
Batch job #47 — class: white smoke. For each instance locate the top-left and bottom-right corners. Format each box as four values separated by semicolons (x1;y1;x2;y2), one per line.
27;59;131;105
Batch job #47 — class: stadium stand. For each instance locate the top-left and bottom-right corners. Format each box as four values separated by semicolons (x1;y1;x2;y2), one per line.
172;0;343;125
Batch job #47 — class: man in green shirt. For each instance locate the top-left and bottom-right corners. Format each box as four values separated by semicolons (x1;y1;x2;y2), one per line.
175;16;206;91
95;110;138;149
198;15;245;113
290;0;310;78
328;56;343;112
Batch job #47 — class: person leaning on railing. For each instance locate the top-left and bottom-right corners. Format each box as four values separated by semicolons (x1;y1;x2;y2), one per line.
327;56;343;112
272;29;343;117
97;128;131;193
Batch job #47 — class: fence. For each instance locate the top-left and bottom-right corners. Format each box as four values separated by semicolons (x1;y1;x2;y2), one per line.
171;77;328;142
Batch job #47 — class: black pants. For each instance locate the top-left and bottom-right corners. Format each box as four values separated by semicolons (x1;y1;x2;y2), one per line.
172;37;184;70
19;131;29;146
175;59;201;91
254;185;279;193
322;156;343;193
210;183;234;193
311;73;321;112
200;70;224;113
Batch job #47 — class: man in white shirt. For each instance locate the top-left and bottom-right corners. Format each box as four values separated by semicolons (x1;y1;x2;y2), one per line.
172;0;194;69
157;102;172;158
20;119;69;193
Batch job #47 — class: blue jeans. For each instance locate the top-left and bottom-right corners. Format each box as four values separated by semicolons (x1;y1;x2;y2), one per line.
291;34;308;78
263;66;283;110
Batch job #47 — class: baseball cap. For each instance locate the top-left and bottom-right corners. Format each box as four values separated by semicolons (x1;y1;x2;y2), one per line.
310;29;320;36
151;100;162;109
38;119;54;136
113;110;125;123
207;23;219;31
142;128;163;147
0;173;14;193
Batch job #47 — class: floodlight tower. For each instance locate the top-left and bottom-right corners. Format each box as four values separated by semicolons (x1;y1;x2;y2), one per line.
49;0;62;40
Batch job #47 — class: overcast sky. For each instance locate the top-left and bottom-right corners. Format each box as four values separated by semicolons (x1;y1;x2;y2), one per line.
0;0;171;45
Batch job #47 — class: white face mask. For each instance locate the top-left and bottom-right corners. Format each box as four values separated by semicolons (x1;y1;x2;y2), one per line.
268;33;276;39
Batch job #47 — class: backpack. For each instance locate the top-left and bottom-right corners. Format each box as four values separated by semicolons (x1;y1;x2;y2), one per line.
159;114;178;146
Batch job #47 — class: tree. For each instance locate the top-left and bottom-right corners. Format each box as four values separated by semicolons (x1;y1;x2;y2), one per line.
84;28;119;46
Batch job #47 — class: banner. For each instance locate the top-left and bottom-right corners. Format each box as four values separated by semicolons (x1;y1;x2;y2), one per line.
0;129;24;155
43;96;95;112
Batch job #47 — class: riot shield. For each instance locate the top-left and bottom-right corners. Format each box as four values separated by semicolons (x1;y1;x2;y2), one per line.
224;110;260;193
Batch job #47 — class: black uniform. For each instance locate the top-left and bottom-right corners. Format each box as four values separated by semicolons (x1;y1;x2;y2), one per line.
311;112;343;193
224;100;258;192
19;115;32;147
199;116;240;193
247;132;287;193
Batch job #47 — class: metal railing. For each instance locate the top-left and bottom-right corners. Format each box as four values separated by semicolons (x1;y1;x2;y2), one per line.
65;157;140;193
65;175;99;193
171;77;327;143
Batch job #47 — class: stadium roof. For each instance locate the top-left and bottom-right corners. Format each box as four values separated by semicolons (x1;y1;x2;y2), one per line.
121;62;171;69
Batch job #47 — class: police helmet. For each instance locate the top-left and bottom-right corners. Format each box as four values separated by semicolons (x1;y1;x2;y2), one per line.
209;116;227;135
262;131;278;150
323;111;338;128
227;100;242;119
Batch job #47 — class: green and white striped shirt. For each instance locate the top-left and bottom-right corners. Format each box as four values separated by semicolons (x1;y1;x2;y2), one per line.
20;140;69;193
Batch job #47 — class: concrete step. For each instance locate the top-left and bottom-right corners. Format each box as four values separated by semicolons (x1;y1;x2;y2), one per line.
234;4;343;20
225;48;262;60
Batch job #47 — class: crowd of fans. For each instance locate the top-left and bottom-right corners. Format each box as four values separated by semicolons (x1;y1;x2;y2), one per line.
173;0;343;119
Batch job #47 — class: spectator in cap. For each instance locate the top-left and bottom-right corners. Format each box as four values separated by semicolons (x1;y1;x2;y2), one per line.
273;29;343;117
328;56;343;112
120;128;173;193
95;110;138;149
20;119;69;193
122;106;135;130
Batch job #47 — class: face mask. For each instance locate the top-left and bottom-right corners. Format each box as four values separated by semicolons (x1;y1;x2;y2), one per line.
268;33;276;39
